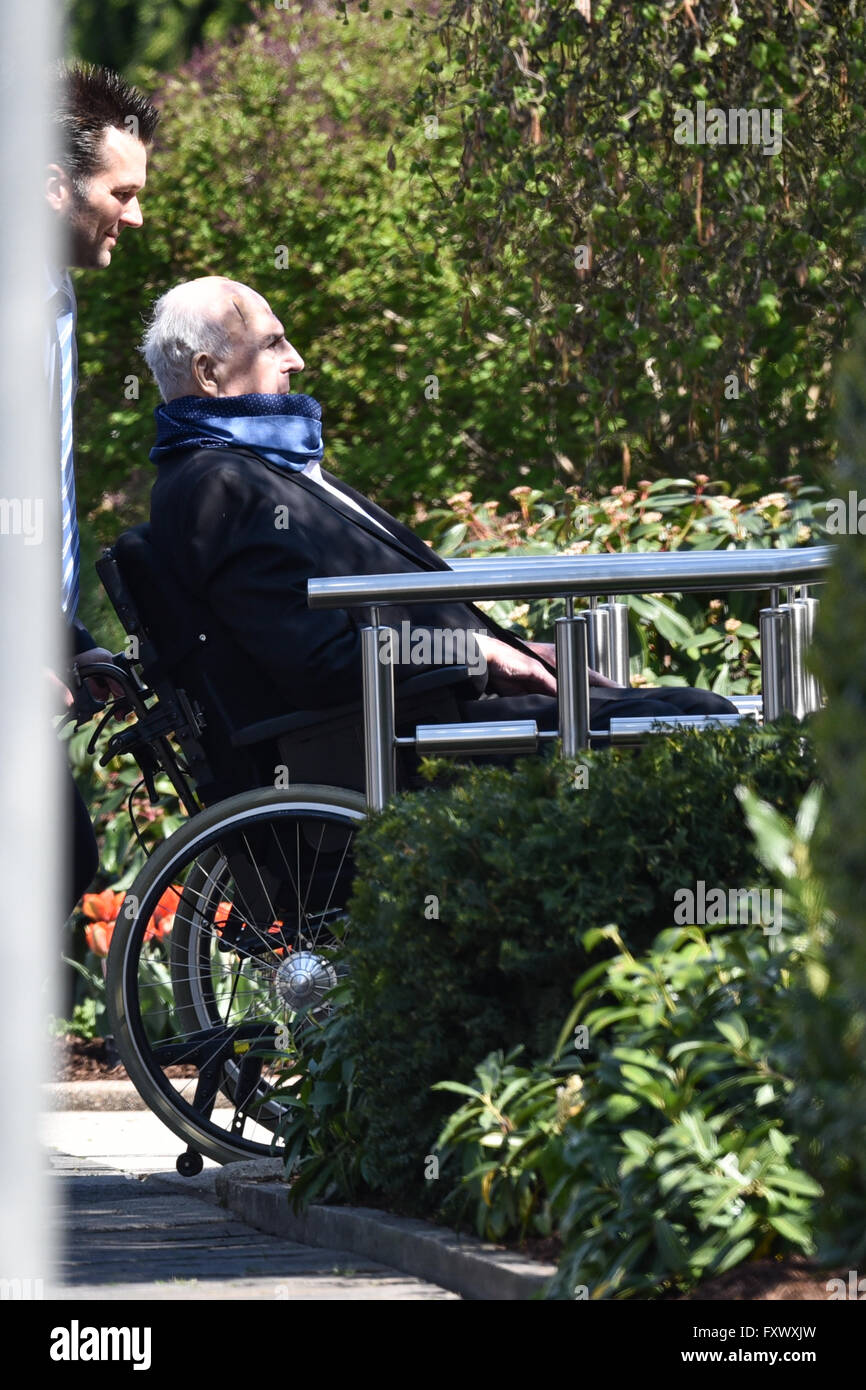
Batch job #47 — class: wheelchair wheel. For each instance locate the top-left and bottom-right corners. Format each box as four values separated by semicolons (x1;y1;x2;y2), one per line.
106;784;366;1166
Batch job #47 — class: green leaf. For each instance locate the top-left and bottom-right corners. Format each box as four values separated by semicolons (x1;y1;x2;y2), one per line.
735;787;796;877
715;1015;749;1050
711;1236;757;1274
768;1213;814;1248
654;1218;688;1270
767;1127;790;1158
621;1129;655;1160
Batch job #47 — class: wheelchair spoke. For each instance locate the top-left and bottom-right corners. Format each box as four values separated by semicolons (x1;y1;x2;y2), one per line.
109;790;364;1164
308;829;354;950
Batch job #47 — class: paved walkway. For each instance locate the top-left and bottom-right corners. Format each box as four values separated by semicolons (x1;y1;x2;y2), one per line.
43;1110;458;1300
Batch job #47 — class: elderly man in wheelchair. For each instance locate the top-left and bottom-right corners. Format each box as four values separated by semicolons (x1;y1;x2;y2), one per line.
79;275;736;1173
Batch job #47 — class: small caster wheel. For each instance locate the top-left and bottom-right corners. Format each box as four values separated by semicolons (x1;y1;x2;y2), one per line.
176;1149;204;1177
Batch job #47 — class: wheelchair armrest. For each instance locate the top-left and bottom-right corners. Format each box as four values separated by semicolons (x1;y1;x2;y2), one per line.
229;665;471;750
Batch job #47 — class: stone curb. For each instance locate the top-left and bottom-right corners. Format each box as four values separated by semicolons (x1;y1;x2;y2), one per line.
43;1080;231;1111
215;1160;556;1301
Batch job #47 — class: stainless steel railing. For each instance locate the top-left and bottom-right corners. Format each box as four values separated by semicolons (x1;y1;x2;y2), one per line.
310;546;831;605
308;546;833;810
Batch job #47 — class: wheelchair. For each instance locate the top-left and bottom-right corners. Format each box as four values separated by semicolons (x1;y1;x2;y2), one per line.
85;525;471;1174
83;525;824;1174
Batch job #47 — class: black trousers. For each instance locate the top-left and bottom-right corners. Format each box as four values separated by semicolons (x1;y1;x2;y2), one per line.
68;765;98;913
458;684;738;737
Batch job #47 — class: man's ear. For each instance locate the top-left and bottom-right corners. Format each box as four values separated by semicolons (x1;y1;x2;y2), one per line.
191;352;221;397
45;163;75;215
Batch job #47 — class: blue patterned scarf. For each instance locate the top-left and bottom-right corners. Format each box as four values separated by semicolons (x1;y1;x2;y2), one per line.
150;393;324;471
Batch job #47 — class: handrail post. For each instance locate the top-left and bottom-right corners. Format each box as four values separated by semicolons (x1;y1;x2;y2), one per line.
584;601;610;678
760;607;785;722
796;594;823;714
603;599;630;686
556;607;590;754
361;607;396;811
779;599;811;719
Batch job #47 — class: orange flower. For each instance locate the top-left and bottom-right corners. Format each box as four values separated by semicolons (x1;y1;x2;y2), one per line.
81;888;125;957
81;888;125;924
145;883;182;940
84;919;114;958
214;901;234;932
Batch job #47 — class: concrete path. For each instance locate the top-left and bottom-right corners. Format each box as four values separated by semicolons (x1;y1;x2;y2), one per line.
43;1110;459;1301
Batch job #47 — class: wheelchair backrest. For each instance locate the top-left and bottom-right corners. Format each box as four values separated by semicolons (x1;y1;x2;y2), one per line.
98;524;291;800
99;524;475;803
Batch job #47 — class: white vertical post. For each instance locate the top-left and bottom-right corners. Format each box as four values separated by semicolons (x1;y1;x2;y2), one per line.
0;0;60;1297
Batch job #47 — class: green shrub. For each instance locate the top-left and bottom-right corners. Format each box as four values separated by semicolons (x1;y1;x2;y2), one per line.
435;919;820;1300
411;0;866;493
69;0;256;77
798;314;866;1262
341;723;818;1203
275;983;371;1208
433;1047;572;1243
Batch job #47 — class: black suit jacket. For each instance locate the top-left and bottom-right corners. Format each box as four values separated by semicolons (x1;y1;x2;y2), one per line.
149;446;546;718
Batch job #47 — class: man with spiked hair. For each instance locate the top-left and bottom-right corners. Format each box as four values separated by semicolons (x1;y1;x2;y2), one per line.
45;63;159;907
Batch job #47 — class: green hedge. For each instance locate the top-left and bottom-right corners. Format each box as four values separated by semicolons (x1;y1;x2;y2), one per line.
411;0;866;493
799;316;866;1263
340;722;818;1203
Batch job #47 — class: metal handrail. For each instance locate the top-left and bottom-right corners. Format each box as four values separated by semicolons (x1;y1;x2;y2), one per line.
306;545;834;810
309;545;833;608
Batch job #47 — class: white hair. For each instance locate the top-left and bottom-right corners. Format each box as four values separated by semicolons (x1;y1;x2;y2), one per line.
140;280;251;401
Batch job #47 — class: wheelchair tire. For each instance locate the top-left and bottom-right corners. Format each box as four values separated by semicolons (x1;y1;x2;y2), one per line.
106;784;366;1166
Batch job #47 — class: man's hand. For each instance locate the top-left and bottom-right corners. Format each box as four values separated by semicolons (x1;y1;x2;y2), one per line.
523;639;628;689
73;647;126;703
45;667;74;713
476;634;557;697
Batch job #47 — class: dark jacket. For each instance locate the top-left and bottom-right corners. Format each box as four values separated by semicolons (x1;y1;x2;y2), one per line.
149;446;544;720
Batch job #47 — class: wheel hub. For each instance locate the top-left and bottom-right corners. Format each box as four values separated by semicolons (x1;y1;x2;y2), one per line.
275;951;337;1012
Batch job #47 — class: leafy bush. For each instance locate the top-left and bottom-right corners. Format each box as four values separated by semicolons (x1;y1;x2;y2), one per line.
69;0;256;77
340;723;818;1202
798;313;866;1262
278;790;825;1298
410;0;866;493
433;1048;573;1243
275;983;371;1208
435;919;821;1301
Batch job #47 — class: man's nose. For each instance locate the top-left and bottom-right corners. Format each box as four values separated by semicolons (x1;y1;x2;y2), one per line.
284;343;304;372
120;196;144;229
